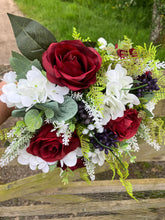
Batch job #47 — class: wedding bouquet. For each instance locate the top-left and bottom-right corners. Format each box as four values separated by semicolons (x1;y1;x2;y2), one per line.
0;14;165;199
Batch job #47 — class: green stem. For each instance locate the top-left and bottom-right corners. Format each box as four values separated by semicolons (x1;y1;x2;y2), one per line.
122;83;148;91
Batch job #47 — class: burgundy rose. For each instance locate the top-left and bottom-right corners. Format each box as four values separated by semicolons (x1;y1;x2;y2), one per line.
42;40;102;91
26;124;80;162
106;109;141;141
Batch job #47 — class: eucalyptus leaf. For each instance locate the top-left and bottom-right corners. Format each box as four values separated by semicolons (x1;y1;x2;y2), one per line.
52;96;78;122
35;102;59;111
8;13;57;62
12;108;26;117
45;108;54;119
10;51;42;80
24;109;43;132
34;103;56;119
43;102;59;110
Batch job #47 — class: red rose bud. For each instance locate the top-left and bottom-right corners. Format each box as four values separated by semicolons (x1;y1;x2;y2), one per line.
117;48;137;58
145;71;152;76
42;40;102;91
106;109;141;141
115;44;118;49
26;124;80;162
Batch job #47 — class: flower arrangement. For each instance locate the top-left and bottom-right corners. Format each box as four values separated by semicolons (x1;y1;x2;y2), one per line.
0;14;165;199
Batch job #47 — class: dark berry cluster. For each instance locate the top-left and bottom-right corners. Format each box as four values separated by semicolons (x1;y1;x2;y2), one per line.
77;101;94;125
90;128;119;155
133;72;159;98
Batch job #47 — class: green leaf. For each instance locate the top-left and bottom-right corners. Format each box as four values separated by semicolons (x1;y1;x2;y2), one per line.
143;108;154;117
45;108;54;119
119;142;129;150
8;13;57;61
24;109;43;132
35;97;78;122
10;51;42;80
69;123;75;132
49;163;57;172
34;103;55;119
140;93;154;104
12;108;26;117
52;96;78;122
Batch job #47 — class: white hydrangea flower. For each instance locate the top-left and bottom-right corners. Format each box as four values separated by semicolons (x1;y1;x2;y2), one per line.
88;149;105;166
60;147;83;168
3;71;17;83
98;37;107;49
0;83;21;108
103;64;140;120
0;66;69;108
17;148;57;173
46;83;69;104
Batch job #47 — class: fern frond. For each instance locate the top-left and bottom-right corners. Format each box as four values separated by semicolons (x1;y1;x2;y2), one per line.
154;88;165;102
76;124;91;160
79;167;91;184
86;70;106;113
105;152;137;200
147;117;165;145
72;27;91;42
121;43;158;77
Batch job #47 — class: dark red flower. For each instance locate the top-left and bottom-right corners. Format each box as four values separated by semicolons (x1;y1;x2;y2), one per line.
106;109;141;141
42;40;102;91
26;124;80;162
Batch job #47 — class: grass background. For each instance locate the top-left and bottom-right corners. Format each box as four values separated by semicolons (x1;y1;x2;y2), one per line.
14;0;165;61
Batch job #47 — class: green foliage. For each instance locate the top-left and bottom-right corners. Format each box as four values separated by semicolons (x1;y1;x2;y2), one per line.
0;122;33;167
121;43;158;77
72;27;91;42
12;108;26;117
154;88;165;102
105;152;137;200
147;117;165;145
86;70;106;113
0;128;11;142
24;109;43;132
10;51;42;80
8;13;57;62
35;103;55;119
79;167;91;184
60;167;74;185
76;124;91;160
